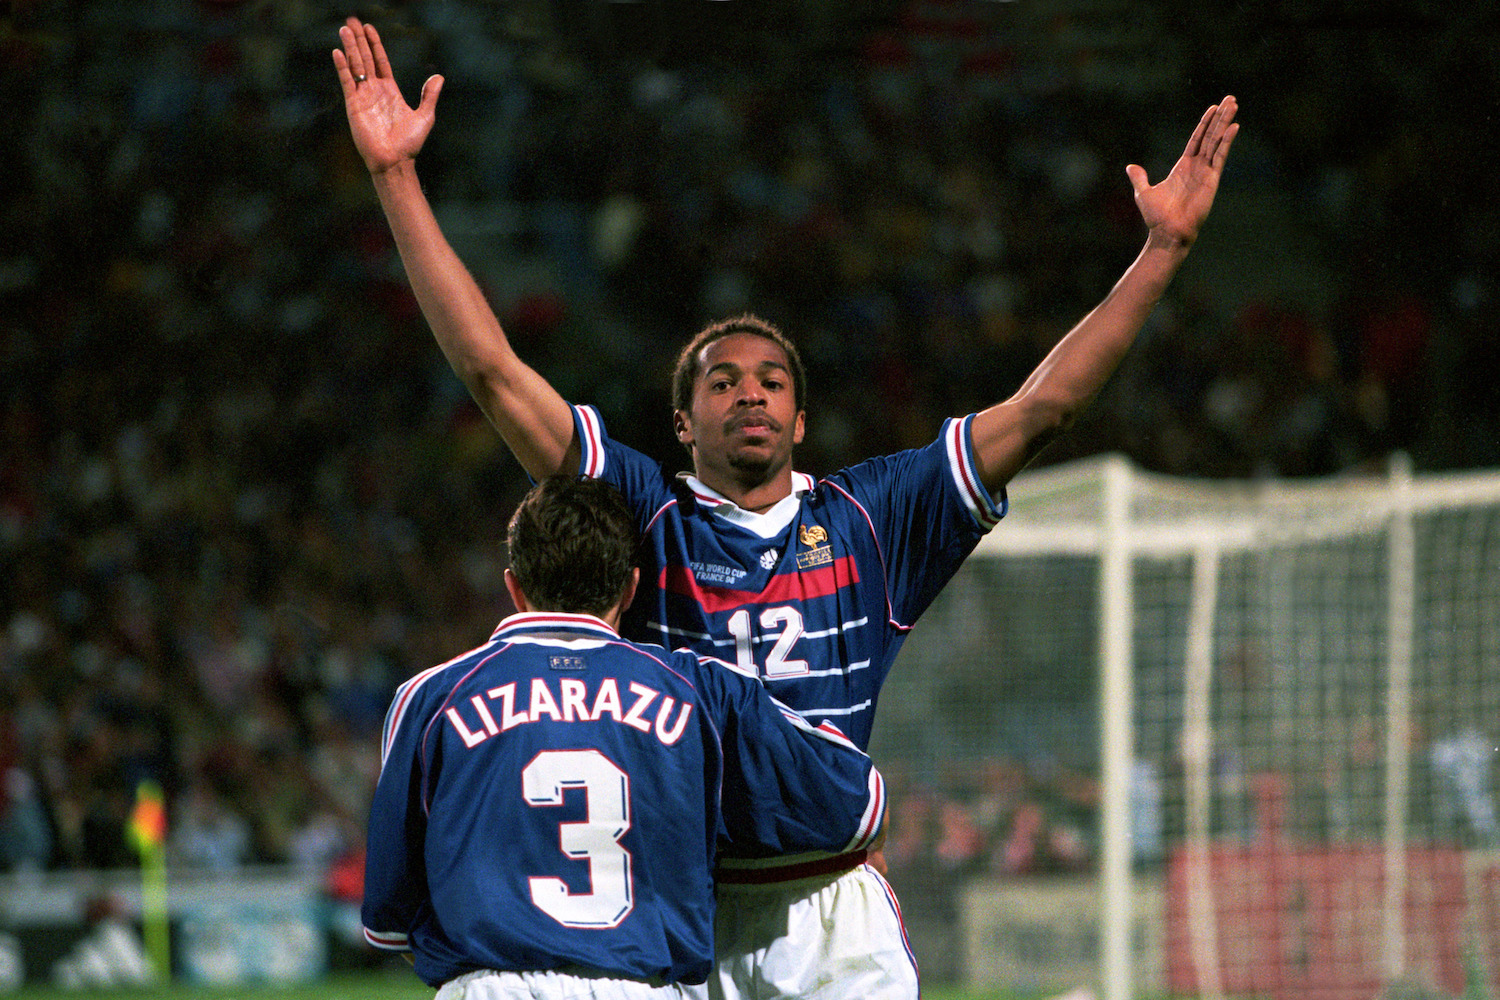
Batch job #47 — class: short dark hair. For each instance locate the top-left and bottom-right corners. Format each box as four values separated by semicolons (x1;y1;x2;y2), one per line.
506;476;638;615
670;313;808;415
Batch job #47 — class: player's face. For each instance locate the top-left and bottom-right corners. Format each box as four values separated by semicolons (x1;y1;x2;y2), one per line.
675;332;805;487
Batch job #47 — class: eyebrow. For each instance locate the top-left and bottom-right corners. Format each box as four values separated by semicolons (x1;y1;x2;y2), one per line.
702;359;790;380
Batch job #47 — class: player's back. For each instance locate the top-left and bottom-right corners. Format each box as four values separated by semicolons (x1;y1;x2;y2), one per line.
362;612;884;988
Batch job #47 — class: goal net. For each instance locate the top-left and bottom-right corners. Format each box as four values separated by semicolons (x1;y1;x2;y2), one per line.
870;453;1500;1000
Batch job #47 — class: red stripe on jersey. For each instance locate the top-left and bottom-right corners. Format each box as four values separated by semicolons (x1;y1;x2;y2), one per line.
577;405;605;478
658;556;861;613
363;927;409;951
948;418;984;513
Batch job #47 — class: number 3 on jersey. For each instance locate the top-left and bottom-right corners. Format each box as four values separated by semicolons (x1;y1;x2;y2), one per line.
522;750;634;929
727;606;810;678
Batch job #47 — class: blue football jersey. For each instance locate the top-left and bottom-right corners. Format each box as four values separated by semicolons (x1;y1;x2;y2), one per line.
360;613;885;988
574;405;1006;750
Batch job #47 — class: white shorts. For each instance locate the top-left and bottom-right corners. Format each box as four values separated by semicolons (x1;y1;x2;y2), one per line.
682;862;919;1000
436;967;690;1000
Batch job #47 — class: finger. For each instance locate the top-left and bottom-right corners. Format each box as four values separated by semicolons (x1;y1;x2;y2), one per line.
1203;96;1238;153
1197;99;1237;166
340;19;367;82
1183;102;1217;159
1125;163;1150;196
1211;122;1240;170
332;48;356;100
350;17;378;81
368;22;395;82
417;74;445;115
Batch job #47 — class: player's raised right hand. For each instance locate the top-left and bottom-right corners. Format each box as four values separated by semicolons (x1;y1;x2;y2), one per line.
1125;95;1239;252
333;17;444;176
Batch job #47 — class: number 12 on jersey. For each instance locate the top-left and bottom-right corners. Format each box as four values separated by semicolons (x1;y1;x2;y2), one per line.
726;606;811;678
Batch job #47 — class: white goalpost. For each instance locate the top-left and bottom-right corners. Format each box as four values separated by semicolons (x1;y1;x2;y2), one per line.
872;453;1500;1000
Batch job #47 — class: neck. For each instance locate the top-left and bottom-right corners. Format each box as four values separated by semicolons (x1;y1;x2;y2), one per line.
505;568;634;629
696;467;796;513
520;605;624;630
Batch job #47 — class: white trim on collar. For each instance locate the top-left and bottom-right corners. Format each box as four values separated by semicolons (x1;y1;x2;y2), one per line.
677;473;816;539
492;612;619;639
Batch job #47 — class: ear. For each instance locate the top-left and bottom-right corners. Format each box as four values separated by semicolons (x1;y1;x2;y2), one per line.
620;566;640;613
601;567;641;630
673;409;693;447
503;568;530;614
792;410;806;446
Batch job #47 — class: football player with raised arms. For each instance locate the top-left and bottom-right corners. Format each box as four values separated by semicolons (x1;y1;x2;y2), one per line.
336;16;1238;998
361;475;887;998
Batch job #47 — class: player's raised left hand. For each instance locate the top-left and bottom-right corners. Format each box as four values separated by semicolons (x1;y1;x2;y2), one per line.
333;17;444;176
1127;95;1239;250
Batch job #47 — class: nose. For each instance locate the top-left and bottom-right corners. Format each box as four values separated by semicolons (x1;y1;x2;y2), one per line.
736;381;766;406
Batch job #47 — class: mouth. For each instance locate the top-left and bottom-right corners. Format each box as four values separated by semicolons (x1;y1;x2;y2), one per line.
729;414;778;435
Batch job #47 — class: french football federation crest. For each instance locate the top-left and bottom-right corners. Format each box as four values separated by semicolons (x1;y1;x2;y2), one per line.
795;523;833;569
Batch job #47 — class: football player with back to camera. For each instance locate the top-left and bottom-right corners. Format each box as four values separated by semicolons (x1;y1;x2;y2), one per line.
361;475;887;999
335;17;1238;999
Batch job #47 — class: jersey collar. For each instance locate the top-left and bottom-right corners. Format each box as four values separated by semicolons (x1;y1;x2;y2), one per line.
491;612;620;643
678;472;816;539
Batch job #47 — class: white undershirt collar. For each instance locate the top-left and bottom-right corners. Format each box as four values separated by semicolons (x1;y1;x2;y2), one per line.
677;472;817;539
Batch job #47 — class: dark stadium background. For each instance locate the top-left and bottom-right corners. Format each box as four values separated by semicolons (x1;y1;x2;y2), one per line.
1;0;1496;989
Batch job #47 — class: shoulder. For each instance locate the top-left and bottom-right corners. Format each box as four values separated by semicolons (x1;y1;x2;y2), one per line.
575;405;684;507
573;404;663;471
398;642;499;705
647;645;753;698
379;643;500;755
822;416;1001;526
608;636;718;688
824;419;966;484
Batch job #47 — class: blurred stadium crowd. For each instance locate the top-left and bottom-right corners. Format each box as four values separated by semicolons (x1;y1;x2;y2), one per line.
1;0;1496;895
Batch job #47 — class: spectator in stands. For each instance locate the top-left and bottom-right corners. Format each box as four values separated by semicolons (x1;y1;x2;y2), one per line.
0;765;52;872
170;779;252;872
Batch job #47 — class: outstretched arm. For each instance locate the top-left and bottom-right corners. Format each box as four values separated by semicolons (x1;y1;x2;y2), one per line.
970;96;1240;490
333;18;578;479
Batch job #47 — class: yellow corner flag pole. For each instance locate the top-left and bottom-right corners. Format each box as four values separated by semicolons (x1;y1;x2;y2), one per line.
127;780;170;983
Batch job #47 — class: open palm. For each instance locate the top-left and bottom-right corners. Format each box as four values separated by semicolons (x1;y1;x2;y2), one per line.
333;18;444;175
1127;96;1239;248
